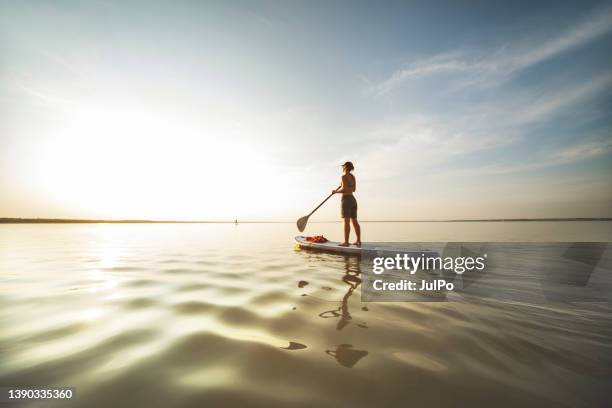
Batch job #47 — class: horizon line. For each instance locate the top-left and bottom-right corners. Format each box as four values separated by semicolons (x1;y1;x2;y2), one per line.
1;217;611;224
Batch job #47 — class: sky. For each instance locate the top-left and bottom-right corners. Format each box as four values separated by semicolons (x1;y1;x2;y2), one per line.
1;0;611;221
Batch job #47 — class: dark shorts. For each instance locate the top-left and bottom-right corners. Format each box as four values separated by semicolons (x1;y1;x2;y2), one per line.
341;195;358;219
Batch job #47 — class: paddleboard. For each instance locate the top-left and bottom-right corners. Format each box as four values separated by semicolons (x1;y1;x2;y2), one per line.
294;236;438;257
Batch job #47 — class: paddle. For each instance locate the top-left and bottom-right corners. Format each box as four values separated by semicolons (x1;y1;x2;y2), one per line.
296;186;341;232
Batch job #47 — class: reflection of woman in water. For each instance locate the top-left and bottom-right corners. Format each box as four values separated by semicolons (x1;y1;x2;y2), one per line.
332;161;361;247
320;255;368;368
318;255;362;330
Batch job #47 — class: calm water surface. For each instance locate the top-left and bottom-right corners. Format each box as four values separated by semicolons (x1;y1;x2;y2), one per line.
1;222;611;407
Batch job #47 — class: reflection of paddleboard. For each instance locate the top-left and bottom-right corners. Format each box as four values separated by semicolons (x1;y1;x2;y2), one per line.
294;236;438;257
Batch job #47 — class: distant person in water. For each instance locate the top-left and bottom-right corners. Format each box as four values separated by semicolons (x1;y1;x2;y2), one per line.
332;161;361;247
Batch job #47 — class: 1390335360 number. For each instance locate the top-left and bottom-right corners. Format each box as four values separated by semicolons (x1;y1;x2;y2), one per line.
1;387;75;401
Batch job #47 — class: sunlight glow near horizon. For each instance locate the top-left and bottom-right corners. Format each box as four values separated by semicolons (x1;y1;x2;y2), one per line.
25;102;296;220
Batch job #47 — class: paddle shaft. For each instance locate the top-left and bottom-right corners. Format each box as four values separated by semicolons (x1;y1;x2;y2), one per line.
308;185;341;217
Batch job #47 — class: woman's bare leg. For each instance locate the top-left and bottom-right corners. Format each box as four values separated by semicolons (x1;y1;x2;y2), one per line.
339;218;351;246
351;218;361;246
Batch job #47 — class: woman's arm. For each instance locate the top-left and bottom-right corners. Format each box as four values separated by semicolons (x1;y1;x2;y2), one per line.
332;179;344;194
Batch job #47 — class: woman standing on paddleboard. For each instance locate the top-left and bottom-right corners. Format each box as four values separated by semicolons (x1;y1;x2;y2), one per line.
332;161;361;247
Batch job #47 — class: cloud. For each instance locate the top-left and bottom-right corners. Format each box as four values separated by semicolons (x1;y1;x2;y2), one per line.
370;4;612;95
553;138;612;163
444;138;612;177
370;52;481;95
510;4;612;72
355;113;522;183
492;71;612;126
12;84;80;108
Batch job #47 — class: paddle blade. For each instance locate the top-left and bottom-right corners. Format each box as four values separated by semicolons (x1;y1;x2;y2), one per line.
296;215;309;232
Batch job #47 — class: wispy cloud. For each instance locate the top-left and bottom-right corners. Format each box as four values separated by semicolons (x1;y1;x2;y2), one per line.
511;73;612;125
510;5;612;72
552;138;612;163
480;71;612;127
370;52;482;95
355;113;522;182
443;138;612;177
13;84;79;108
370;4;612;95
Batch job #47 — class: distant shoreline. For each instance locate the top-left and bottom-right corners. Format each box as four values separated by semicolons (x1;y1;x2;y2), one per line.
1;217;611;224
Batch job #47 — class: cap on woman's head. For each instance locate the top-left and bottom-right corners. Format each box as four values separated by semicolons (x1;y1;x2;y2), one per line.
342;161;354;171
